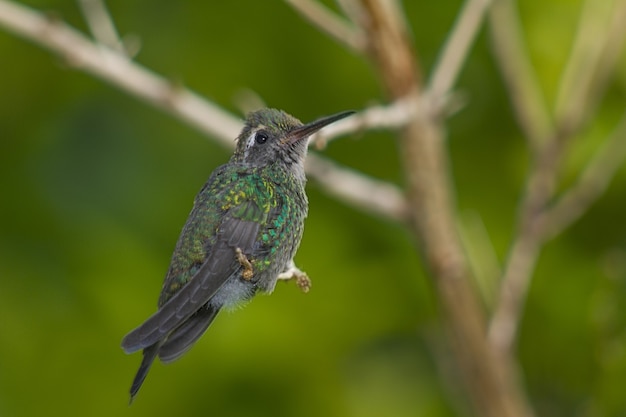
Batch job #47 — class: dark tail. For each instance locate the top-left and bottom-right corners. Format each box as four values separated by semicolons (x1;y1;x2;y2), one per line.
158;306;220;363
129;342;162;404
127;306;220;403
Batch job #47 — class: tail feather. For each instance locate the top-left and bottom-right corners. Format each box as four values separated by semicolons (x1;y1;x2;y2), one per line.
129;342;162;404
158;306;220;363
121;243;234;354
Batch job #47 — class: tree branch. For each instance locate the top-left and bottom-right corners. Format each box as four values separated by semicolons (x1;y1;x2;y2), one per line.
305;154;408;221
0;0;242;145
284;0;365;52
488;114;626;352
309;96;420;148
488;0;626;354
427;0;493;103
539;114;626;240
77;0;124;53
554;0;626;136
488;0;553;149
352;1;534;416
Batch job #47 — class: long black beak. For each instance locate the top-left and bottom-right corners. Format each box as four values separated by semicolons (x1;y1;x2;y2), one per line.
284;110;355;144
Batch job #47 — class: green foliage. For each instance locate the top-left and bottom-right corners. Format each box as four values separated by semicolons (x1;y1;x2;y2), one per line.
1;0;625;416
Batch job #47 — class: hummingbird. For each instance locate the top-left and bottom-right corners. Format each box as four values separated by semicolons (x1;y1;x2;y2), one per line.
121;108;354;401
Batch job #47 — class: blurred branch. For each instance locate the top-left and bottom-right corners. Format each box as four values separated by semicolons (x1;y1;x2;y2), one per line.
489;115;626;352
309;96;420;148
488;214;542;353
0;0;242;146
554;0;609;128
0;0;407;226
77;0;124;53
488;0;553;149
305;154;408;221
489;141;562;354
351;0;534;416
427;0;493;103
294;0;493;146
489;0;626;354
458;211;502;308
487;0;565;352
284;0;365;52
539;114;626;241
555;0;626;136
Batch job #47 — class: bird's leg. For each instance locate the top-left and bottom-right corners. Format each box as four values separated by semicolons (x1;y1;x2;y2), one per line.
277;261;311;293
235;247;254;280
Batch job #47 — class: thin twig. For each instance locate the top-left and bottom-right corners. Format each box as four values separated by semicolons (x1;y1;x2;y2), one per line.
555;0;626;136
489;116;626;350
309;96;420;148
488;0;553;149
488;223;542;352
0;0;242;146
488;139;562;353
305;154;409;221
486;0;567;353
335;0;364;26
554;0;610;128
457;210;502;308
77;0;124;52
539;114;626;240
488;0;626;354
284;0;365;52
427;0;493;102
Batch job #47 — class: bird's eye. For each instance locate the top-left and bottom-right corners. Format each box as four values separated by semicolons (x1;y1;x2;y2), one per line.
255;132;268;144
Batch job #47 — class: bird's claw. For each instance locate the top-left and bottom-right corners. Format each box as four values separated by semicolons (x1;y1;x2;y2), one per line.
278;265;311;293
235;247;254;280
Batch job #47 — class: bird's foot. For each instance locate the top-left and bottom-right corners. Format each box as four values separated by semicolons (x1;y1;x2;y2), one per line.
278;263;311;293
235;247;254;280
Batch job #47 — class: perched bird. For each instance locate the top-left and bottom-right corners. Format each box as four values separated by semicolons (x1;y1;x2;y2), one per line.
121;108;354;401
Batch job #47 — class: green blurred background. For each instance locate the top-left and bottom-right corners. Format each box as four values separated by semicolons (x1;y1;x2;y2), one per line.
1;0;626;416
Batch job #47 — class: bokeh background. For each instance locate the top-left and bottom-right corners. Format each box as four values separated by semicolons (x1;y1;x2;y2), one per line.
1;0;626;416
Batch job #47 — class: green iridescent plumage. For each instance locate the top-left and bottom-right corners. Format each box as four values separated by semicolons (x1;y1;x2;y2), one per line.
120;108;354;402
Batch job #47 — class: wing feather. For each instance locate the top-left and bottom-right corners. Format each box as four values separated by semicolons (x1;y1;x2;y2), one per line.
121;242;234;353
122;175;274;353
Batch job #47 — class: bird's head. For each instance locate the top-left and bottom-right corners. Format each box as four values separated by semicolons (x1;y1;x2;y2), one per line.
233;108;354;173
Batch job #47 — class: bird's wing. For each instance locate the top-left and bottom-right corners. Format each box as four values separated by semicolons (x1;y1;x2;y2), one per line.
157;305;220;363
121;176;273;354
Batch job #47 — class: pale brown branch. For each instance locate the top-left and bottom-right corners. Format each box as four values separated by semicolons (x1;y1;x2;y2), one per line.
539;114;626;240
355;0;533;416
488;225;542;352
311;89;469;149
284;0;365;52
428;0;493;102
305;154;408;221
488;0;553;149
0;0;243;146
486;0;567;354
554;0;611;126
458;210;502;308
488;140;561;353
489;0;626;355
555;0;626;136
356;0;421;96
489;116;626;351
309;96;421;147
77;0;124;52
335;0;363;25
